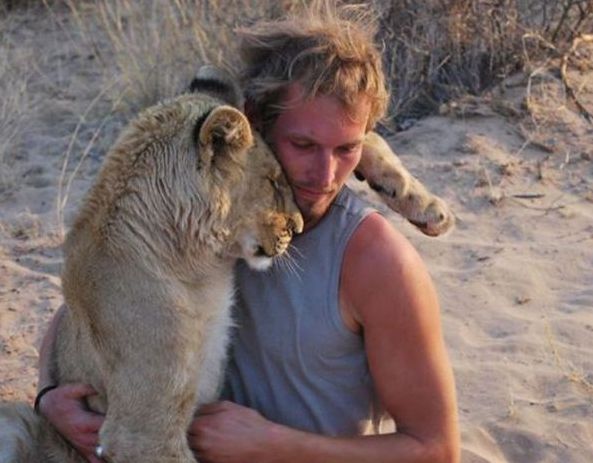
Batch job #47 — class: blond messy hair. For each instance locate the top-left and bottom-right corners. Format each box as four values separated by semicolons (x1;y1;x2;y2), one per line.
237;2;388;133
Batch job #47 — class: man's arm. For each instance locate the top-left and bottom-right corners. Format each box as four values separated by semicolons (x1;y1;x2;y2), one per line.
36;305;104;463
37;305;65;390
338;212;459;462
189;213;459;463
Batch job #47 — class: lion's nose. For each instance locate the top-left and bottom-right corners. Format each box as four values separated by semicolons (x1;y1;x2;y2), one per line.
255;245;274;258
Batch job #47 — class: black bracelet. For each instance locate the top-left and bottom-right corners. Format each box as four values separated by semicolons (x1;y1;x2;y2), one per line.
34;385;58;415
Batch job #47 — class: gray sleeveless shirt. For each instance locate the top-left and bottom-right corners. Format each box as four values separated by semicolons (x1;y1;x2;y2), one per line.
222;186;386;436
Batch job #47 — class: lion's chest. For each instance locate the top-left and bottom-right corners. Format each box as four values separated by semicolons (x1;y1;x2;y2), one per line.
185;272;235;407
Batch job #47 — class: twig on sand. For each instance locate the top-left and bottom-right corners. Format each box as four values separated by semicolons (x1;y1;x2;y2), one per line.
511;193;546;199
509;193;566;212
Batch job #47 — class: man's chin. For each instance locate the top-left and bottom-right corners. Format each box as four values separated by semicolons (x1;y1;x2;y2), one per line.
297;197;333;230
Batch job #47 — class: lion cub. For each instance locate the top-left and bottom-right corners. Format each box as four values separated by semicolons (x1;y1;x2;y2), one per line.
0;83;302;462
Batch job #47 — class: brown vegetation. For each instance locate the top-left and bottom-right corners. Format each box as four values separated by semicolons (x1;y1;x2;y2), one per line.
374;0;593;125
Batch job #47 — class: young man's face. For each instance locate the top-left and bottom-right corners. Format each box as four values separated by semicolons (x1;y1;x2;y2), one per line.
267;85;371;230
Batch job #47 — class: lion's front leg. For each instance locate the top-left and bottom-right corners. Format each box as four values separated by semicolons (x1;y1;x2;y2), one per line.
356;131;455;237
96;353;199;463
83;284;204;463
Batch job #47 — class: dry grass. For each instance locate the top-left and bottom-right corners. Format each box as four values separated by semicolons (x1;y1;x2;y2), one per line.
544;318;593;396
4;1;591;130
61;0;593;130
0;211;43;241
69;0;593;122
372;0;593;126
0;14;36;193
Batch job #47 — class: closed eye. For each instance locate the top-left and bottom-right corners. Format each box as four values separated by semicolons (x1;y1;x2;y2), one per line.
291;141;314;150
336;143;361;156
268;176;279;190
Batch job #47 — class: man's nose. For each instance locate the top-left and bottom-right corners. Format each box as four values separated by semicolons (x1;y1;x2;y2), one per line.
313;149;335;189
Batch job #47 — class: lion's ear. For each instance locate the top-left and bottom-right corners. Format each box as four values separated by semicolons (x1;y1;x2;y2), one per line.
198;106;253;166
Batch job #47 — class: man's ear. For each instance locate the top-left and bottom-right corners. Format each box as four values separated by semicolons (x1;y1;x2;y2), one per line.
198;105;253;170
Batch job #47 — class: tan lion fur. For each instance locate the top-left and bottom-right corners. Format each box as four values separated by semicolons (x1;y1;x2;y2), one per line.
357;132;455;237
0;404;40;462
0;91;302;463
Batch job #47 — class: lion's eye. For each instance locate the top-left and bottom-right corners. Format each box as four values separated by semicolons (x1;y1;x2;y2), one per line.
268;176;279;190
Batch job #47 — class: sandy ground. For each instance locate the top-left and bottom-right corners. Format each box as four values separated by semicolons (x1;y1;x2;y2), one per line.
1;4;592;462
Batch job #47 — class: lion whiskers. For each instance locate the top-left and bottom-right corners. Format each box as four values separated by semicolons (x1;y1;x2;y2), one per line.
275;244;303;279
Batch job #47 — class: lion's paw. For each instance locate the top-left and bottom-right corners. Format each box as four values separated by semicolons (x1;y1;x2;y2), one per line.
356;132;455;237
402;193;455;237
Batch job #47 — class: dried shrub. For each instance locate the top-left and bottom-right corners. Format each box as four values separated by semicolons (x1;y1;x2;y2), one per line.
8;0;593;125
372;0;593;126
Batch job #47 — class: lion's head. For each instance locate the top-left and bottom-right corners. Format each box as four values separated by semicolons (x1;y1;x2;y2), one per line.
71;92;303;274
194;100;304;269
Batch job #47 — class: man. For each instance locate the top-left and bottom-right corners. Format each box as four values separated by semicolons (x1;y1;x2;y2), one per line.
37;5;459;463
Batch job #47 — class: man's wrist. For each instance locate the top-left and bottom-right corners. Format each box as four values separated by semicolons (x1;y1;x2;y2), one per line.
264;422;312;463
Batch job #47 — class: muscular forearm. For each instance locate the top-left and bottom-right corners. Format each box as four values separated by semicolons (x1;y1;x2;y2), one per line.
38;305;66;390
192;401;458;463
265;426;458;463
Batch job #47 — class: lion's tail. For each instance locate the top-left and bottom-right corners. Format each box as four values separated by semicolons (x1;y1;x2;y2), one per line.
0;402;40;463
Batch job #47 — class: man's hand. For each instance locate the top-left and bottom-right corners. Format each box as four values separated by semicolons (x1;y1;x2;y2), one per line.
38;383;105;463
188;401;287;463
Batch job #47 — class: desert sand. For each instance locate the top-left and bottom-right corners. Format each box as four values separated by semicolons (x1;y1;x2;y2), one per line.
1;3;592;462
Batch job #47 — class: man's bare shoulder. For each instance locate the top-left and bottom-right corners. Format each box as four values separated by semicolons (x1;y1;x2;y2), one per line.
344;212;430;287
341;212;438;324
